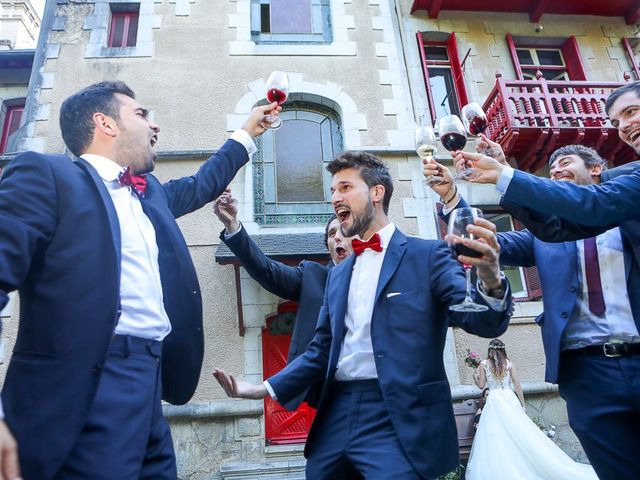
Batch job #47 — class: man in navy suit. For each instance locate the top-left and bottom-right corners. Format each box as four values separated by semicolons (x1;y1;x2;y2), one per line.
0;81;276;479
427;144;640;480
214;151;512;479
213;192;353;408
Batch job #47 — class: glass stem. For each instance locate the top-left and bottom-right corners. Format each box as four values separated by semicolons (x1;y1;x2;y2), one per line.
465;266;473;302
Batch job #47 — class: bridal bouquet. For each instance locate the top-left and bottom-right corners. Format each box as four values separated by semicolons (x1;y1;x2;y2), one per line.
464;349;481;368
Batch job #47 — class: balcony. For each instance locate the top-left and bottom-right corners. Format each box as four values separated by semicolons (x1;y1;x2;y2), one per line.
482;72;637;172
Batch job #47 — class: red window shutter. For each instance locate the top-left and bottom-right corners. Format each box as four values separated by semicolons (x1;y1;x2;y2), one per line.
109;12;139;48
417;32;438;126
447;33;469;107
622;38;640;80
506;33;524;80
512;218;542;301
1;105;24;154
560;36;587;81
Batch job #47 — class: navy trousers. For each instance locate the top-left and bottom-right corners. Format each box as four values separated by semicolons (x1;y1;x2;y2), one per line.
55;335;176;479
305;380;422;480
558;352;640;480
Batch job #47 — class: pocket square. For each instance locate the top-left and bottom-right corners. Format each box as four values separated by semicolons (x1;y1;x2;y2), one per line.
386;292;401;298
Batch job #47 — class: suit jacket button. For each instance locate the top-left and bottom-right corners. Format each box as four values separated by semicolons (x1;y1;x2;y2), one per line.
561;312;568;319
91;364;102;375
569;286;577;293
376;353;384;358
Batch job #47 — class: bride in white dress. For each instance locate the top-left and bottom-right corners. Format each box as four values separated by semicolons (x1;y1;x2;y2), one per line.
465;339;598;480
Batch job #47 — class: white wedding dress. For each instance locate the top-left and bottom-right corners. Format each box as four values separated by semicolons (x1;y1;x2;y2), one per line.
465;361;597;480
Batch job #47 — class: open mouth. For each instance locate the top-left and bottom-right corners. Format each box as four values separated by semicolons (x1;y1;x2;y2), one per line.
336;206;351;224
629;129;640;143
555;175;574;182
150;135;158;148
335;246;348;260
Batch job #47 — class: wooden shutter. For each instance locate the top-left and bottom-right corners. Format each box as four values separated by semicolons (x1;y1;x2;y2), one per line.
447;32;469;107
417;31;438;125
560;36;587;81
513;218;543;300
506;33;524;80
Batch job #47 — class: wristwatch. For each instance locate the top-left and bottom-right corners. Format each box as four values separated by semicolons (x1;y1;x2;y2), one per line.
479;272;507;298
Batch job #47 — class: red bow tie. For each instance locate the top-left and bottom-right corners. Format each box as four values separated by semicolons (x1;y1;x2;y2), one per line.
118;167;147;198
351;233;383;256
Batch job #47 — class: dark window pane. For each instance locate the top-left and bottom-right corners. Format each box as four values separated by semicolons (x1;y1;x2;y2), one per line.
7;108;22;136
110;15;125;47
275;119;324;202
536;49;563;66
425;46;449;61
428;67;459;119
486;213;525;295
126;15;139;47
270;0;312;34
516;49;534;65
261;4;270;33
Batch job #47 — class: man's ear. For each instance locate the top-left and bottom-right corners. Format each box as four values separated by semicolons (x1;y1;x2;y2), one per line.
371;184;385;205
92;112;118;138
590;164;604;178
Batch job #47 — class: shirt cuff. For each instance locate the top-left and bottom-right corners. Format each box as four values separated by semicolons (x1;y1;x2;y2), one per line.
223;222;242;239
476;278;508;312
441;195;462;215
263;380;277;400
0;398;4;420
230;129;257;158
496;165;515;196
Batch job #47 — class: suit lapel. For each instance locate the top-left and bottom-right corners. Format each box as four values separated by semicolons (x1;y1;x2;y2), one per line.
374;229;407;303
329;255;355;345
75;158;121;271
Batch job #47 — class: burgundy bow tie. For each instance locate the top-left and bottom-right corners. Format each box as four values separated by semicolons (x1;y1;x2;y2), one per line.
351;233;383;256
118;167;147;198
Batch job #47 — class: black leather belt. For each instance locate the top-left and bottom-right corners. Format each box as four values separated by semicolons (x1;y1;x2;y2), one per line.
563;342;640;358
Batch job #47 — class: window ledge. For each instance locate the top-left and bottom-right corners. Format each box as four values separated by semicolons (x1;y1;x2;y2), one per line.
229;40;356;56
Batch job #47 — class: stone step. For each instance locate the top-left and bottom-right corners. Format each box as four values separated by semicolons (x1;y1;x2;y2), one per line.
220;457;306;480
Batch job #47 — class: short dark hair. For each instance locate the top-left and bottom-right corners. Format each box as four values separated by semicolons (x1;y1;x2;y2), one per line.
59;81;136;157
326;151;394;214
323;214;338;248
605;81;640;115
548;144;608;170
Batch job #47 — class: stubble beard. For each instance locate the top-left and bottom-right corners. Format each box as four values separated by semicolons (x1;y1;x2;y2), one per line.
341;197;375;238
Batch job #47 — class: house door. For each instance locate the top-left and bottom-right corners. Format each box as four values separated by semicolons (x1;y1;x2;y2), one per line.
262;301;316;444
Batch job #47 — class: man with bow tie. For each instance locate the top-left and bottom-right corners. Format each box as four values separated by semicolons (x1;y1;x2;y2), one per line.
0;81;276;479
214;151;512;479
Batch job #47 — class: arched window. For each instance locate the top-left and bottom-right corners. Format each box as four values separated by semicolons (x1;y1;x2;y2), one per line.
253;101;343;225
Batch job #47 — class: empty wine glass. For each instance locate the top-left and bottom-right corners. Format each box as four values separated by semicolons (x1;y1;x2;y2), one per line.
260;71;289;130
415;122;446;187
447;207;488;312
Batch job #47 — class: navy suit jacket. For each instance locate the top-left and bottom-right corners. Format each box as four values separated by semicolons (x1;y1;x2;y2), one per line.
220;226;329;407
0;140;248;479
267;229;512;479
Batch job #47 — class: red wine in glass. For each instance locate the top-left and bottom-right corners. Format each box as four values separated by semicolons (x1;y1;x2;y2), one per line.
453;243;483;259
440;132;467;152
469;116;487;136
267;88;287;106
261;71;289;130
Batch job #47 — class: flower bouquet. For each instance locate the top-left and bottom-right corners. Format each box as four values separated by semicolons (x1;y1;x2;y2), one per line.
464;349;481;368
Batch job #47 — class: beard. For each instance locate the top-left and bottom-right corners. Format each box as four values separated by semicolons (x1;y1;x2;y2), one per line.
341;196;375;238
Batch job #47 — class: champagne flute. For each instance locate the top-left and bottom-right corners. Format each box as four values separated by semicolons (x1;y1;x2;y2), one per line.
447;207;488;312
438;114;472;182
415;123;446;186
260;71;289;130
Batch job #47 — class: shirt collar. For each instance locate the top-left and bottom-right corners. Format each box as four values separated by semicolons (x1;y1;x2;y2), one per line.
358;223;395;250
81;154;125;183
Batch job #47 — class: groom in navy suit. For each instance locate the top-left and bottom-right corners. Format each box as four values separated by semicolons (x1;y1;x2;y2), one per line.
0;81;276;479
214;151;512;479
428;144;640;480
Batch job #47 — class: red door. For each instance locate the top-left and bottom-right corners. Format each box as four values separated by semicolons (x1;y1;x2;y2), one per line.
262;301;316;444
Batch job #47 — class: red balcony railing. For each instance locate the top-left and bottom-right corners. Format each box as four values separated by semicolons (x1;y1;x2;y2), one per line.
482;72;637;172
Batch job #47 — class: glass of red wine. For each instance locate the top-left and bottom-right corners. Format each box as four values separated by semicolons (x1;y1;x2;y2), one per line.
461;103;488;136
260;71;289;130
438;115;473;182
447;207;489;312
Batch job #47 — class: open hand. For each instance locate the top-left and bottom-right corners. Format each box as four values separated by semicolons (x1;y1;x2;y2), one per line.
212;368;268;400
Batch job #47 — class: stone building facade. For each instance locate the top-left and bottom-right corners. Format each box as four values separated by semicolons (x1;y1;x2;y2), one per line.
1;0;638;478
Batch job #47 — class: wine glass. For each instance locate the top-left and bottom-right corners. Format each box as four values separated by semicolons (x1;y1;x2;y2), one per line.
447;207;488;312
438;114;473;182
415;122;446;187
461;103;488;137
260;71;289;130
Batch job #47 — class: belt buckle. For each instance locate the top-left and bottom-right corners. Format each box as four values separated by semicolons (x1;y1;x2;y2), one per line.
603;342;625;358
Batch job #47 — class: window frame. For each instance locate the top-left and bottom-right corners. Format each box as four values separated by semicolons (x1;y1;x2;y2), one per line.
0;104;24;154
108;6;140;48
253;101;342;226
506;34;587;81
250;0;333;45
622;37;640;81
417;31;469;125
